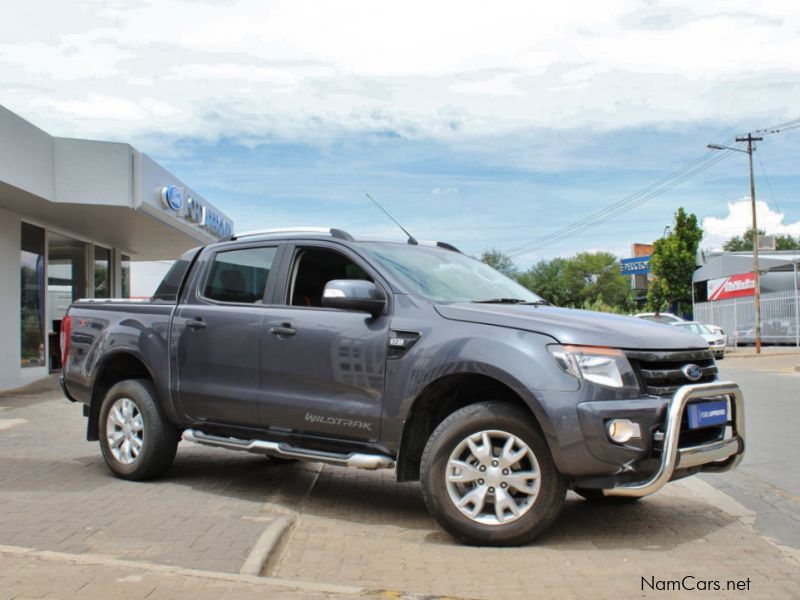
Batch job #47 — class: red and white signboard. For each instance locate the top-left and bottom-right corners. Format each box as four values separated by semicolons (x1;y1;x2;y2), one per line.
707;272;756;301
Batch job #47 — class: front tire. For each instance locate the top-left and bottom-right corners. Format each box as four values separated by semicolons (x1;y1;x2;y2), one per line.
98;379;178;481
420;402;566;546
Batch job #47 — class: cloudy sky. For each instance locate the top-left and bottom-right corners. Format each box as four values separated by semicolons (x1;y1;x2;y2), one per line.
3;0;800;288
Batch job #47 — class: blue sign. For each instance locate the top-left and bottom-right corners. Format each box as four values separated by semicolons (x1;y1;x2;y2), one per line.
687;400;728;429
160;185;184;211
620;256;650;276
159;185;233;238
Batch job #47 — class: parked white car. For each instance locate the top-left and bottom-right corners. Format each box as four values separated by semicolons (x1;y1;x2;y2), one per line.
634;312;725;337
634;312;685;325
671;322;727;359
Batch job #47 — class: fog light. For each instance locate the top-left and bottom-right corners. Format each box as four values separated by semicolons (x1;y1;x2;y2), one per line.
606;419;641;444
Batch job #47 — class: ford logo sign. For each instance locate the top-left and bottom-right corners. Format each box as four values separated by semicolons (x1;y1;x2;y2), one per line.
681;364;703;382
160;185;184;211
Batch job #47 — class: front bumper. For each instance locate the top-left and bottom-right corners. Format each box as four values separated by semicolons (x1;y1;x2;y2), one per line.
602;381;744;497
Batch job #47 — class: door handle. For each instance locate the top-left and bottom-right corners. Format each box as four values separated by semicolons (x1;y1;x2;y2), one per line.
186;318;207;330
270;324;296;337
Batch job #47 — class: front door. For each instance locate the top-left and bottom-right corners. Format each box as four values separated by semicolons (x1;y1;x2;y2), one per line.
259;245;389;442
174;244;279;426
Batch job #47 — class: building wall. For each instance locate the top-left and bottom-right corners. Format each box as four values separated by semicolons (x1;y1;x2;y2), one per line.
0;107;55;201
53;138;134;207
0;207;21;389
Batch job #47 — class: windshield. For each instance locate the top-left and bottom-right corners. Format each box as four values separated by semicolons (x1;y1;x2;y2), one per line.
361;243;544;304
676;323;713;335
639;314;679;324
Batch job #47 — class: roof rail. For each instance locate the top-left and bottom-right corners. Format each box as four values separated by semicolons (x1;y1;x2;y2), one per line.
436;241;461;253
229;227;355;242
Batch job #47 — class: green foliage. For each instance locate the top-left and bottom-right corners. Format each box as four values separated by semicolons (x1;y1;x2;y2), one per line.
647;207;702;315
580;297;630;315
723;228;800;251
480;248;633;313
561;252;633;310
517;257;570;306
776;234;800;250
480;248;518;277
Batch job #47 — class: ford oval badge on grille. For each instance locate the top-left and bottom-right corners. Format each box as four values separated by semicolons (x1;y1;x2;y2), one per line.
682;364;703;382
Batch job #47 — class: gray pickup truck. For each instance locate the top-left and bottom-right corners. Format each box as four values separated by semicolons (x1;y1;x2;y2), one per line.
61;228;745;546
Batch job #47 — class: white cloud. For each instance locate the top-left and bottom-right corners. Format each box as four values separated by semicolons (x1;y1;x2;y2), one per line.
702;199;800;249
430;187;459;196
1;0;799;143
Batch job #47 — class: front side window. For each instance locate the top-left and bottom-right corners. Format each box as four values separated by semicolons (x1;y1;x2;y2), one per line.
361;243;543;304
289;248;372;307
203;246;277;304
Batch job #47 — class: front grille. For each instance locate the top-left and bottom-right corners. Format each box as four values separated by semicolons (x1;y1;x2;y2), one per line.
626;349;718;397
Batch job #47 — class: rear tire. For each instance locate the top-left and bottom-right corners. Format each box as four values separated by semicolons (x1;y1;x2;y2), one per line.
420;401;566;546
98;379;178;481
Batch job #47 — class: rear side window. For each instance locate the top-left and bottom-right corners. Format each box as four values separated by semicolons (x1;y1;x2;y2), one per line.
153;259;192;302
203;247;277;304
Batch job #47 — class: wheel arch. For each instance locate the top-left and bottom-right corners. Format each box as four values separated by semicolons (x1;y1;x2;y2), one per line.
87;351;157;441
396;371;554;482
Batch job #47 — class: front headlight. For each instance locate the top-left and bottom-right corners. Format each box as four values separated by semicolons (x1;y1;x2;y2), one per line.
548;345;637;389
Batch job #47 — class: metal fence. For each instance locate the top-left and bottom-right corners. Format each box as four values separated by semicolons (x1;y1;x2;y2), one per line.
695;290;800;347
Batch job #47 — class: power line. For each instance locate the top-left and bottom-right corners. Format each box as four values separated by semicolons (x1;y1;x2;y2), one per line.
753;116;800;135
506;142;741;257
416;116;797;250
755;149;781;214
511;149;737;256
506;113;800;257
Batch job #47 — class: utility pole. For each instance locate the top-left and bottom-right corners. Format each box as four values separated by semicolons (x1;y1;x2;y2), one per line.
736;134;763;353
708;134;764;353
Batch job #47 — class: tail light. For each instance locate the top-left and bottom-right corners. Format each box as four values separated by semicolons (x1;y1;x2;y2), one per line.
60;314;71;369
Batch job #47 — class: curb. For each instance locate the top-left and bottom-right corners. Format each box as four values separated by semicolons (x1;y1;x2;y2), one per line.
724;351;800;359
239;514;294;576
0;543;366;596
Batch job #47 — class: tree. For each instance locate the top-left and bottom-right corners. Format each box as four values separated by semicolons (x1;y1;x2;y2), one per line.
776;234;800;250
517;253;631;311
647;208;702;316
517;258;570;306
723;228;800;251
561;251;632;310
480;248;518;277
723;228;764;251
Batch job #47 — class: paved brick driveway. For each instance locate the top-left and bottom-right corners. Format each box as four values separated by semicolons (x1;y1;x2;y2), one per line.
1;390;798;599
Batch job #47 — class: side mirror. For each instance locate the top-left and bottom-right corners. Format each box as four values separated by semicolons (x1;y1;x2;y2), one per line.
322;280;387;318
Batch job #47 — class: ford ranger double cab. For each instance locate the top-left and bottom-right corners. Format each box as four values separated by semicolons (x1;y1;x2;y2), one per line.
60;228;745;546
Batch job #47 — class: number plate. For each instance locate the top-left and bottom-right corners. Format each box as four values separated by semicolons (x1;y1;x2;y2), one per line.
687;400;728;429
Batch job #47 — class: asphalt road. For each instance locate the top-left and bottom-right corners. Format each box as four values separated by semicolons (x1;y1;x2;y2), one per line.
705;354;800;550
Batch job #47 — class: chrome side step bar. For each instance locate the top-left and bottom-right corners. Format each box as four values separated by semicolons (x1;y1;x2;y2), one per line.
181;429;395;470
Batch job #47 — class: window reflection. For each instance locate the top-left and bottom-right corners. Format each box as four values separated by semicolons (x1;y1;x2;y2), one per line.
94;245;111;298
20;223;45;368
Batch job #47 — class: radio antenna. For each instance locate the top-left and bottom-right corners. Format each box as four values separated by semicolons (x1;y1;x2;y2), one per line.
365;193;418;245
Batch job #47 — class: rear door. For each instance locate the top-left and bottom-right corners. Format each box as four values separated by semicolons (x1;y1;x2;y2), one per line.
258;242;389;442
173;243;281;426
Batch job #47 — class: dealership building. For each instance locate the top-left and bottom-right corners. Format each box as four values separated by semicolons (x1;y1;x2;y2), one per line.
0;106;233;390
693;250;800;346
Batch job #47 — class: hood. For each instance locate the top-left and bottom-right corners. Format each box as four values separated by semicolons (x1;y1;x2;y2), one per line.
435;303;709;350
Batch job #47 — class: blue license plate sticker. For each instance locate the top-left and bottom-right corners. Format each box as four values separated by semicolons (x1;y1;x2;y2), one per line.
687;400;728;429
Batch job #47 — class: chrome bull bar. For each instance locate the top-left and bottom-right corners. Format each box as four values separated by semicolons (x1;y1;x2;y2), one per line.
603;381;745;497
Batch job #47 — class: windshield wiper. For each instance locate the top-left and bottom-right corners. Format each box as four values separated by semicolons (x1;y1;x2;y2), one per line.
472;298;548;305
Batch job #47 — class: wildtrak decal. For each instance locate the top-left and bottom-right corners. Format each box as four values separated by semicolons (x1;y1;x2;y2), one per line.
304;412;373;432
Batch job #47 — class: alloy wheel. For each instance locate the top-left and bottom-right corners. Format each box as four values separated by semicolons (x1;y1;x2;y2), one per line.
445;429;541;526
